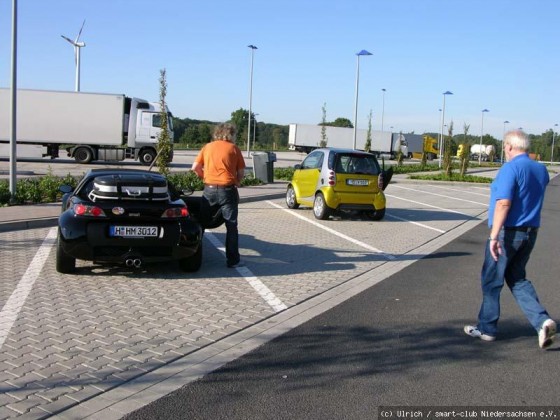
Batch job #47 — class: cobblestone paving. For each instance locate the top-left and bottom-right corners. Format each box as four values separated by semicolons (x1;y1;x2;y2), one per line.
0;182;490;419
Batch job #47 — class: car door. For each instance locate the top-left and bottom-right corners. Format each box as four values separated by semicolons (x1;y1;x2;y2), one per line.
294;150;324;201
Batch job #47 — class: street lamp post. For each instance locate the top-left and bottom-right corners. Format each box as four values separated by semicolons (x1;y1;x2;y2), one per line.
381;88;386;132
439;91;453;168
353;50;372;150
501;120;509;163
9;0;18;201
479;109;489;165
552;123;558;163
246;44;257;158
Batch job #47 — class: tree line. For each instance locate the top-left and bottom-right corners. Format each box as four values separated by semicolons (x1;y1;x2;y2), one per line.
171;108;559;161
422;127;558;162
172;108;289;151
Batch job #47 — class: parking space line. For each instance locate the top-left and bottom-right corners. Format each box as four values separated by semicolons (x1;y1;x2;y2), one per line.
385;194;479;217
386;214;446;233
391;185;489;206
204;231;288;312
423;184;490;197
0;227;57;351
266;201;396;261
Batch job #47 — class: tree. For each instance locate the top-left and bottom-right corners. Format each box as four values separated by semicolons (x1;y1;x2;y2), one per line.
198;123;213;144
443;121;454;177
365;110;372;152
459;123;470;176
320;103;328;147
156;69;172;176
331;117;353;128
230;108;249;146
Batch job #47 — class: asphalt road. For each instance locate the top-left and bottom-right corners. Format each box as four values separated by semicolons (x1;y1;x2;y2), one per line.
0;150;307;179
124;177;560;420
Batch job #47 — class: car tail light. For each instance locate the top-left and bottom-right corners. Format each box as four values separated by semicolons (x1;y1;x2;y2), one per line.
328;170;336;186
73;203;106;217
377;173;384;190
161;206;189;218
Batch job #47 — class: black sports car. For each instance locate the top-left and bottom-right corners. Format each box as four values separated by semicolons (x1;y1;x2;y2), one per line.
56;168;207;273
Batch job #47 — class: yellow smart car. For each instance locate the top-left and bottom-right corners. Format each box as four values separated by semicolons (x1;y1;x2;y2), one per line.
286;148;392;220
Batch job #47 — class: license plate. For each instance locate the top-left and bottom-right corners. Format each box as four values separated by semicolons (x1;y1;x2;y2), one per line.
110;226;158;237
346;179;369;186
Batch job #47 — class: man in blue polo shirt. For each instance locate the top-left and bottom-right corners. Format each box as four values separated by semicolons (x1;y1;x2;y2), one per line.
464;130;556;349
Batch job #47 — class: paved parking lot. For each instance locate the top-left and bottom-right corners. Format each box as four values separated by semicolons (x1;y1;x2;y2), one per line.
0;179;491;419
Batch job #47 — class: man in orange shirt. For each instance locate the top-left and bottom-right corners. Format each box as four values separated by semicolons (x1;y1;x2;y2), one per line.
192;123;246;268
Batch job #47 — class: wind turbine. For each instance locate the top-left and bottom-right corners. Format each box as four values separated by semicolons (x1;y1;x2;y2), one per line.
61;20;86;92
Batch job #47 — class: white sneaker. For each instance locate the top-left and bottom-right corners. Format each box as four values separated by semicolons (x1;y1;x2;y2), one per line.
464;325;496;342
538;319;556;349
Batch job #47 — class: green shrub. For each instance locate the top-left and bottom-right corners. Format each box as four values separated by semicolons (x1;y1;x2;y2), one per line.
167;171;204;191
0;180;10;205
39;168;61;202
274;167;295;180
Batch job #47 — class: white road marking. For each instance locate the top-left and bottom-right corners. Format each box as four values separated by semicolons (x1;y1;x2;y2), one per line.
205;231;287;313
423;184;490;197
385;214;446;233
390;184;489;206
0;227;57;351
385;194;479;217
266;201;396;260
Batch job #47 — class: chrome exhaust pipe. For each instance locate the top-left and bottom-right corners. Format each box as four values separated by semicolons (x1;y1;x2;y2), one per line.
125;258;134;267
133;259;142;268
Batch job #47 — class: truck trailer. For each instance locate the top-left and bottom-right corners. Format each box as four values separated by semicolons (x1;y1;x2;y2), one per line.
0;88;173;165
288;123;407;158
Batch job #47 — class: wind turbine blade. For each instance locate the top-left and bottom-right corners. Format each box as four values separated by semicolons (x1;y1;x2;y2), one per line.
75;19;86;43
61;34;76;45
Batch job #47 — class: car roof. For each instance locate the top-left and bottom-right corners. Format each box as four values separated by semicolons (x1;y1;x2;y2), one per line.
315;148;375;156
84;168;167;179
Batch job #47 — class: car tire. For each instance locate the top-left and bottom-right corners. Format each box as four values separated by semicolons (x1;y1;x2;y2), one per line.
365;207;386;221
56;232;76;273
286;186;300;209
313;192;332;220
179;244;203;272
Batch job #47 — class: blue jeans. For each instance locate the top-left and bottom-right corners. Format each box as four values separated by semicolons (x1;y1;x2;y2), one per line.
202;186;240;265
477;229;550;336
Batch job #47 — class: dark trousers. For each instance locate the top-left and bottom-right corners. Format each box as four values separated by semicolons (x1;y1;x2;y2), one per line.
201;186;240;265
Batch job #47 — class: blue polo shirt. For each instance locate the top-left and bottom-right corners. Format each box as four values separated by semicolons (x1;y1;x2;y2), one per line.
488;154;549;228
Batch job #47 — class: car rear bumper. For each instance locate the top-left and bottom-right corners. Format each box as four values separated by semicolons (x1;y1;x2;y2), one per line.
59;215;202;263
323;189;386;211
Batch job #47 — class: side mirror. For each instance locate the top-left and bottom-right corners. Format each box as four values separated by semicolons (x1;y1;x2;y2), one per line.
294;164;302;170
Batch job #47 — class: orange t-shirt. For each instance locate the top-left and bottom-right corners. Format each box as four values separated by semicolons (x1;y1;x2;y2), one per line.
194;140;246;185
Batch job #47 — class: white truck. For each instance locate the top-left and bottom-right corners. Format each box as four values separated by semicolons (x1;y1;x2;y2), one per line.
469;144;495;161
288;123;407;158
0;88;173;165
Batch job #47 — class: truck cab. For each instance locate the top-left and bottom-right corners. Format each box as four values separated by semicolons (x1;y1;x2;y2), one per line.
125;98;174;165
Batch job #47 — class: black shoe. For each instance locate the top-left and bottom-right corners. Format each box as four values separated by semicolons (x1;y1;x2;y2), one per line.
227;261;244;268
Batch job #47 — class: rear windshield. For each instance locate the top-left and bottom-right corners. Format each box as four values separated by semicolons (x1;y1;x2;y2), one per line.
330;153;381;175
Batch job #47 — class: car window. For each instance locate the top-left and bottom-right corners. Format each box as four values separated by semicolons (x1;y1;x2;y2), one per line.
333;154;380;175
301;151;323;169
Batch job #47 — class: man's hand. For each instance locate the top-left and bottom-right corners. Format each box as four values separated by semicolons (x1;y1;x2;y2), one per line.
489;239;502;261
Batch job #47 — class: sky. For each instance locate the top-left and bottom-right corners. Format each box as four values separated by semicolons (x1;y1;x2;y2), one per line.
1;0;559;139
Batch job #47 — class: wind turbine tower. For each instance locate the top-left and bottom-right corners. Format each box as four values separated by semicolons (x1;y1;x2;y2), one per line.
61;20;86;92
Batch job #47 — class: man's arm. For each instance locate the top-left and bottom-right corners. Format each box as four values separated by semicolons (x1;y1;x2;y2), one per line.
191;161;204;179
489;198;511;260
235;169;244;187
